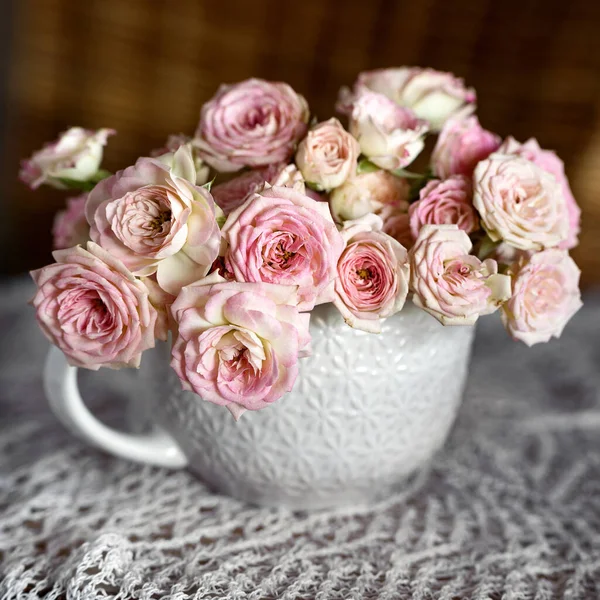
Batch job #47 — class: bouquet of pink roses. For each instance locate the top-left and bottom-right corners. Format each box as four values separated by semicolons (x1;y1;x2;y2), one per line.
24;67;582;418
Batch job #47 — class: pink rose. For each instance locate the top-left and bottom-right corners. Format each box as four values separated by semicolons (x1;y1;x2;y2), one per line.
170;273;311;419
334;214;410;333
221;185;344;311
212;163;306;215
501;250;582;346
30;242;157;370
329;169;409;222
381;210;413;249
295;118;359;190
409;224;511;325
340;68;476;131
498;136;580;249
409;175;479;240
349;90;428;170
86;145;221;295
473;154;568;251
151;135;210;185
212;164;283;215
52;194;90;250
20;127;114;189
194;78;309;172
431;116;501;178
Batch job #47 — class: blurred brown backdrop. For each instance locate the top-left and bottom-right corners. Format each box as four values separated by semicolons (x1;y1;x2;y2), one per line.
2;0;600;284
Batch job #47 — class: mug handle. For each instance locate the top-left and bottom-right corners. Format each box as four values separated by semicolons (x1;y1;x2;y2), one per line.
44;346;188;469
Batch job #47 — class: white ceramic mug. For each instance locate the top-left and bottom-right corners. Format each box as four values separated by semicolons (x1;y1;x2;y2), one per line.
44;302;475;509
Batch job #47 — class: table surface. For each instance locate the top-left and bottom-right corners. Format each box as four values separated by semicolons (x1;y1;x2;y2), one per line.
1;276;599;600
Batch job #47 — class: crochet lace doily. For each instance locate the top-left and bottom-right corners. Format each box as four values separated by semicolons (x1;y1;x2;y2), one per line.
1;277;599;600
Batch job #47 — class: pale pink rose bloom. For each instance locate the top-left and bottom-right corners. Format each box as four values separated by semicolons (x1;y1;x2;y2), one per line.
295;118;359;190
212;164;283;215
52;194;90;250
86;145;221;295
30;242;157;370
20;127;114;189
409;224;511;325
334;214;410;333
212;163;306;215
221;185;344;311
151;135;210;185
271;163;306;192
329;169;410;222
499;136;581;249
381;210;413;249
194;78;309;172
339;67;476;132
349;90;428;170
501;249;581;346
409;175;479;240
170;273;311;419
431;116;501;178
473;154;569;251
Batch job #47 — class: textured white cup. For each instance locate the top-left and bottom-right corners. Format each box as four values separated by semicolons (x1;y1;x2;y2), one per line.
45;302;475;509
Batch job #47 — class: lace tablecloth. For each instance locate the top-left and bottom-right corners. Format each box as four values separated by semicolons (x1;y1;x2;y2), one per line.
1;276;599;600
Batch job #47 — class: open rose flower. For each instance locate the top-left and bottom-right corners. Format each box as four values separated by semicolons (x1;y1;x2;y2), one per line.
501;250;581;346
499;136;581;249
52;194;90;250
431;116;501;178
295;118;359;190
349;90;428;170
329;169;409;223
473;154;568;251
212;163;305;215
221;185;344;311
409;175;479;240
30;242;157;369
410;224;511;325
194;78;309;172
334;214;410;333
171;273;311;419
151;135;210;185
340;68;476;131
20;127;114;189
86;145;221;295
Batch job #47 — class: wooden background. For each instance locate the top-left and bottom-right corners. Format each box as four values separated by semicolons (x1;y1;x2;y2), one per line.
2;0;600;285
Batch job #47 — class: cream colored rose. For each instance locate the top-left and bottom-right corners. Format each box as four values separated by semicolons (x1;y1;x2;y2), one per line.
349;91;428;170
20;127;114;189
473;154;568;251
295;118;359;190
329;170;409;223
340;67;476;132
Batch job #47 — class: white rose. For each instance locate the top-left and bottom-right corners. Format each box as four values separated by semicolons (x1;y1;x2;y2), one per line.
20;127;114;189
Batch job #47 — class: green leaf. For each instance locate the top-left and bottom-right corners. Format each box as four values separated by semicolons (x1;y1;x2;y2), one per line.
305;180;324;192
202;177;216;192
477;235;501;261
390;168;425;180
216;214;227;228
90;169;112;183
54;169;113;192
356;158;380;174
53;178;98;192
